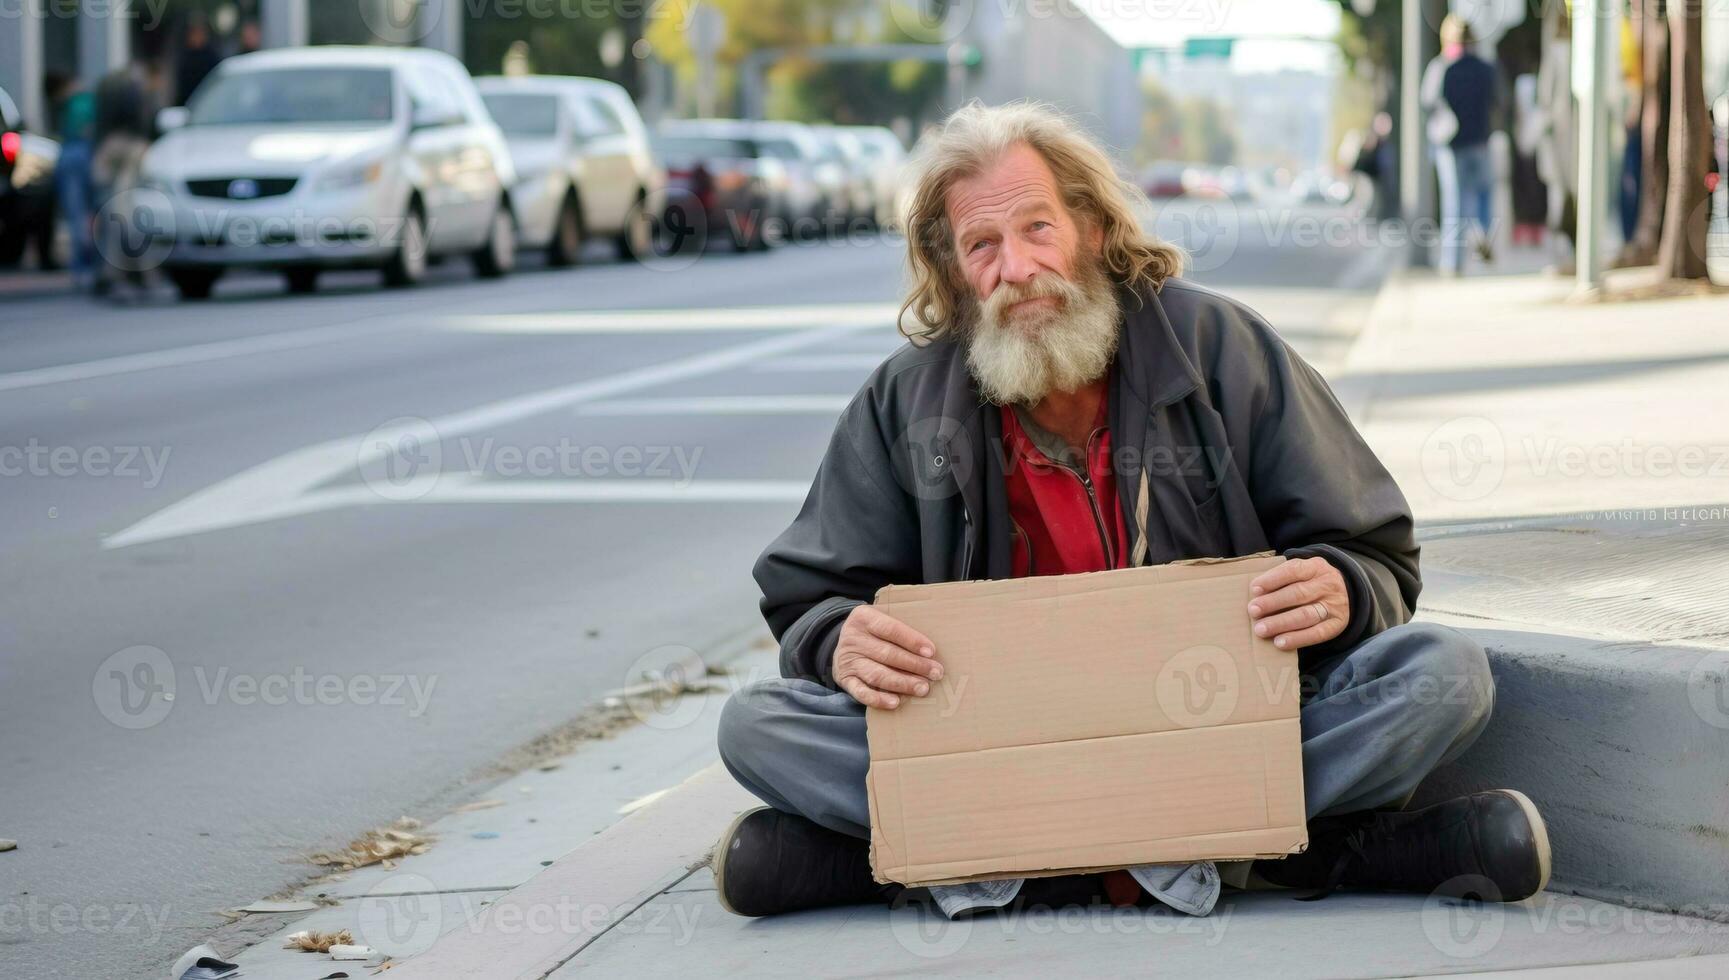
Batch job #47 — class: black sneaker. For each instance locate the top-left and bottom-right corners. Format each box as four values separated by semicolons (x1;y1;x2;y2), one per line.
712;806;900;917
1254;789;1551;902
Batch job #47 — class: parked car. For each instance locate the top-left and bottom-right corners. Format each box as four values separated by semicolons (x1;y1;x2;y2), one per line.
476;75;663;265
838;125;906;229
1;85;60;269
137;46;517;299
652;119;788;251
741;121;833;237
810;126;875;228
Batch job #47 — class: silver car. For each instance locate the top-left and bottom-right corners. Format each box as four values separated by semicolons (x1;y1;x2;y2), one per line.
138;46;517;299
477;75;665;264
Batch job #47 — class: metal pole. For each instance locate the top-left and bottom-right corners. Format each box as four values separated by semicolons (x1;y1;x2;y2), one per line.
1398;0;1422;229
78;1;130;87
260;0;309;49
1573;0;1614;294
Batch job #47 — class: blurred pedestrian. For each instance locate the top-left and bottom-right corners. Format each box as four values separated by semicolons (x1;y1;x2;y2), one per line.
1511;74;1548;249
53;79;98;289
91;60;165;295
1422;15;1502;276
175;15;224;106
237;20;262;56
1536;4;1578;271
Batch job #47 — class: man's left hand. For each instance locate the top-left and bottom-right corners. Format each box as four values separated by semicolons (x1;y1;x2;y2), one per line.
1247;556;1350;651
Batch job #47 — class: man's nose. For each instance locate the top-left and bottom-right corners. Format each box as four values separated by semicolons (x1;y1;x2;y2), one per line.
997;236;1040;284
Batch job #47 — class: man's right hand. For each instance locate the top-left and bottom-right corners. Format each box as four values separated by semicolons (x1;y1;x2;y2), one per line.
833;605;942;710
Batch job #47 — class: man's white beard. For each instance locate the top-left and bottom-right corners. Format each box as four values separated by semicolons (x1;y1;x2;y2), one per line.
962;254;1121;406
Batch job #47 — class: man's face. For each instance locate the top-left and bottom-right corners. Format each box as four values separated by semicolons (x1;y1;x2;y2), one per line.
949;142;1090;317
944;142;1119;405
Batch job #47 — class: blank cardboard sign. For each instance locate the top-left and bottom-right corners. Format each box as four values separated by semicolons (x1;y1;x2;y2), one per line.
865;554;1307;887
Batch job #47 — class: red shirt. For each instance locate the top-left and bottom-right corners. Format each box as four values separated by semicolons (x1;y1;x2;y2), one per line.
1000;397;1130;578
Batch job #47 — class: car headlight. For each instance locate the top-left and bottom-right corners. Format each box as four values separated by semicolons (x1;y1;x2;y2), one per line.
317;157;387;191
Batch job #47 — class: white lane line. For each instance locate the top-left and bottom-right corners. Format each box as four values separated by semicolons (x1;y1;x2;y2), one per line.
412;476;811;503
104;316;880;548
0;317;418;394
752;354;889;373
577;395;851;416
446;303;901;333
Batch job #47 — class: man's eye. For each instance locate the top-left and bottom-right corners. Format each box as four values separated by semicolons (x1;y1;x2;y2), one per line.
1029;221;1051;232
967;239;991;253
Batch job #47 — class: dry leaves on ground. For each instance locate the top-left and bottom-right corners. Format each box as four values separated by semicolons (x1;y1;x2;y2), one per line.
308;817;433;871
284;929;353;953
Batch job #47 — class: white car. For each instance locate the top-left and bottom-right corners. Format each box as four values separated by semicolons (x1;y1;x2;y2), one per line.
476;75;664;264
139;46;518;299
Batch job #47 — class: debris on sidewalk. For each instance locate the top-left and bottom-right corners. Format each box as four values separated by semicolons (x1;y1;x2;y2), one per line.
452;798;504;813
0;838;16;852
284;929;354;953
171;945;239;980
329;943;379;960
309;817;432;871
238;898;322;914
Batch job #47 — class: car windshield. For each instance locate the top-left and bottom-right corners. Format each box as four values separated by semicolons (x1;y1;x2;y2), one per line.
654;136;756;159
189;67;395;125
482;93;559;136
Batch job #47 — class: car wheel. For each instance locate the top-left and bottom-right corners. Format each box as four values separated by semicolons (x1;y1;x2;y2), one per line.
473;205;516;278
547;196;583;267
169;268;220;301
384;208;428;288
616;196;654;261
284;267;319;294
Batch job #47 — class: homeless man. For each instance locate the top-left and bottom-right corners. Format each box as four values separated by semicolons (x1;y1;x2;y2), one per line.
712;102;1550;919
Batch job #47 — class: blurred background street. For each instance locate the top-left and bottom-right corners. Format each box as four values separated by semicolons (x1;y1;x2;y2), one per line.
2;0;1726;977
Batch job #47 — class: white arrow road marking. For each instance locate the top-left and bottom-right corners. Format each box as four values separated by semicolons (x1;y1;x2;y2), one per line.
752;354;896;373
104;318;880;549
0;317;420;394
577;395;853;416
446;303;901;333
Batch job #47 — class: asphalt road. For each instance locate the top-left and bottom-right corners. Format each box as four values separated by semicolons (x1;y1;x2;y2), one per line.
0;200;1390;979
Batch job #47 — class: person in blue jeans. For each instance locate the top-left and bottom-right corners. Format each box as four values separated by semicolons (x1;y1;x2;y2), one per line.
1423;15;1503;276
53;87;98;291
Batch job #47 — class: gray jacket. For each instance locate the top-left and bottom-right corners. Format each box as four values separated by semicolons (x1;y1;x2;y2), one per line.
754;276;1420;688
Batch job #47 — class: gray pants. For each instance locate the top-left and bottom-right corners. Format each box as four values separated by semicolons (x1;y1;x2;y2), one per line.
718;621;1493;848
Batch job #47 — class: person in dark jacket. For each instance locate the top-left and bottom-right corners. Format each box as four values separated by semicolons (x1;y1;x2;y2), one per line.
712;102;1550;920
1422;15;1503;275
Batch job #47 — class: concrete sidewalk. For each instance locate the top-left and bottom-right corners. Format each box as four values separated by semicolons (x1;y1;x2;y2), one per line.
213;263;1729;979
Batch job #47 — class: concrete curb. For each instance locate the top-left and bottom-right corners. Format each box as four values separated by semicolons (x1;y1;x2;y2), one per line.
387;762;755;980
1409;624;1729;920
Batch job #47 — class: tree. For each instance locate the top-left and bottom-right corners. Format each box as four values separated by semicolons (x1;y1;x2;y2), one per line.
1655;0;1712;280
1619;0;1670;267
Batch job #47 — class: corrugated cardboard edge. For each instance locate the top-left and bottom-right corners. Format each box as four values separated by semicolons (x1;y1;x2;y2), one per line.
865;551;1304;887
